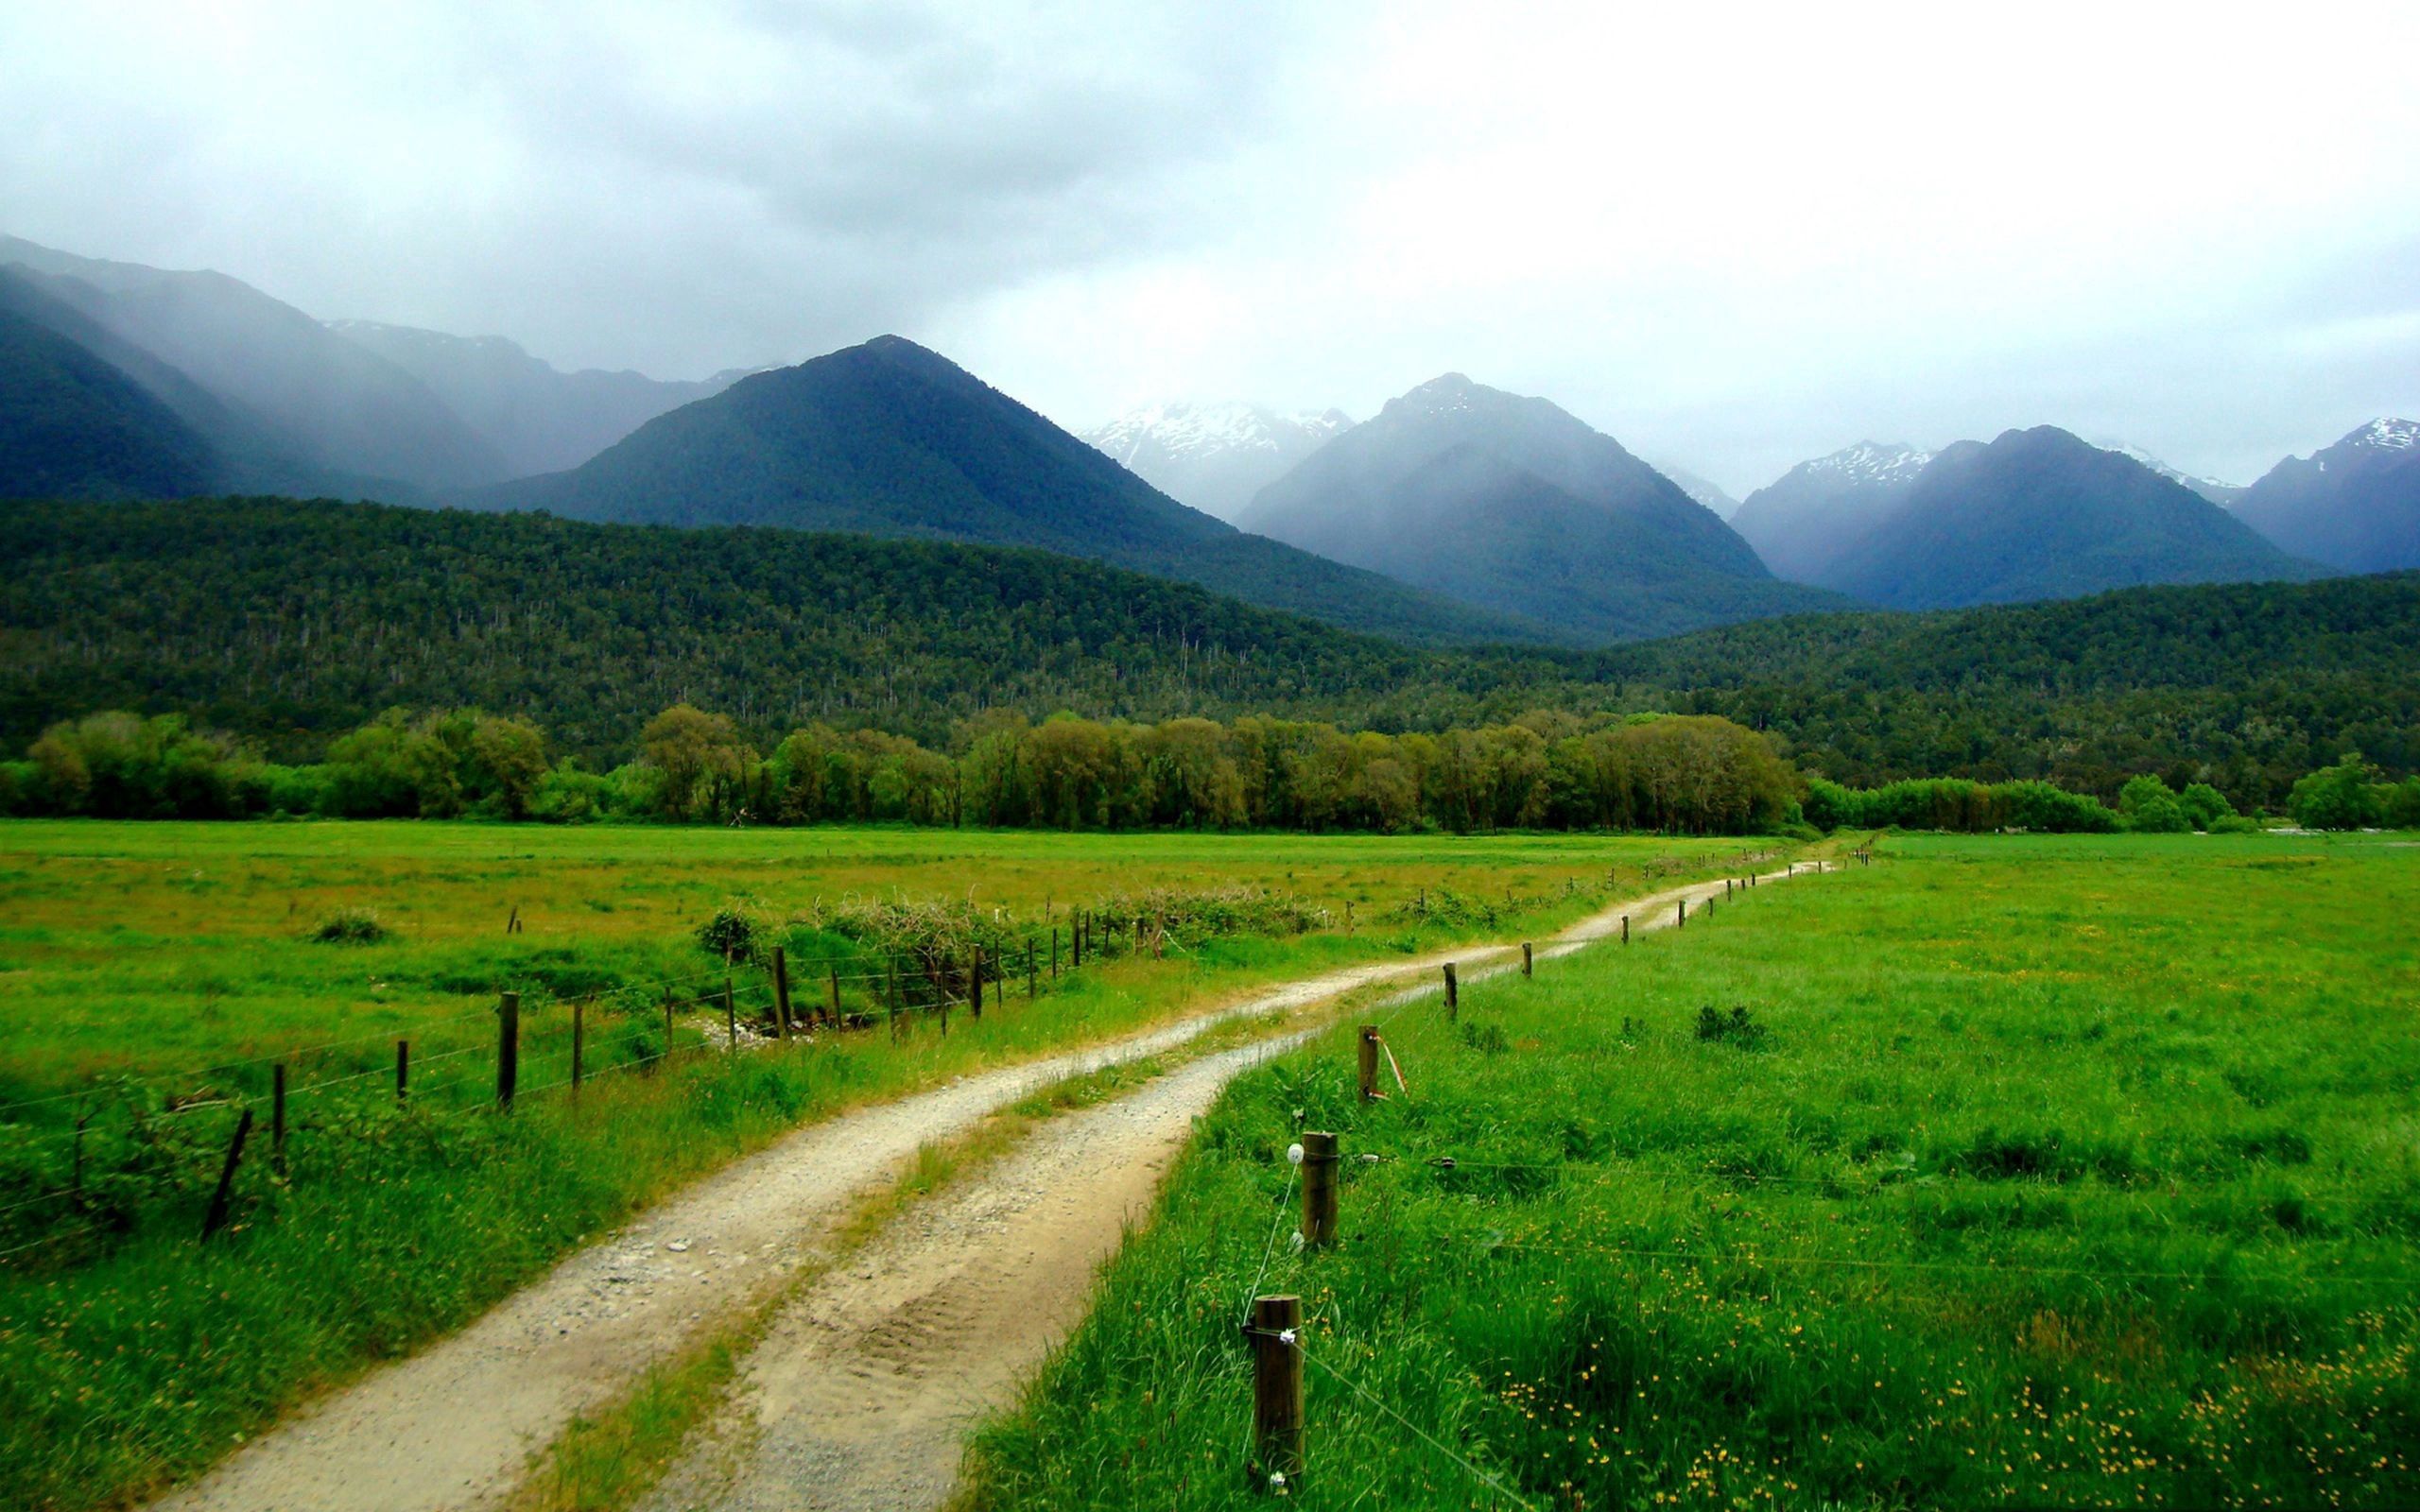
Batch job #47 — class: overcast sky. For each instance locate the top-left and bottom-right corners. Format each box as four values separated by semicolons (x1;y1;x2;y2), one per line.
6;2;2418;492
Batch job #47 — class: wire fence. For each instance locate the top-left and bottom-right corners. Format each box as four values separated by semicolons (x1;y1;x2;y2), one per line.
0;903;1209;1270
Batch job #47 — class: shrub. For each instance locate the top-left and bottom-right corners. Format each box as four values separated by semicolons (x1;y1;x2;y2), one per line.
2178;782;2237;831
311;907;390;944
1693;1004;1767;1049
2288;760;2382;831
695;905;759;963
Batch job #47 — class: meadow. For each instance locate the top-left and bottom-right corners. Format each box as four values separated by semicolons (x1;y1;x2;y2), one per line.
0;818;1767;1510
966;833;2420;1510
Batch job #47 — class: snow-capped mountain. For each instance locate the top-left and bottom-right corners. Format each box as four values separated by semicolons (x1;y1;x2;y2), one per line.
2232;418;2420;573
2093;439;2244;506
1731;442;1933;582
1082;401;1352;522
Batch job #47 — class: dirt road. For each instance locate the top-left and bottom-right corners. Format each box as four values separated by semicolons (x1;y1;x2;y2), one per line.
148;863;1819;1512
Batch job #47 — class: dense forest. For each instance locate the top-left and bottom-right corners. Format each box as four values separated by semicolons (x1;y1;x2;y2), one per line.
4;498;2416;811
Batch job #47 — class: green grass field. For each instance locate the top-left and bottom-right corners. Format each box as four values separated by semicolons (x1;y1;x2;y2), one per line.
966;833;2420;1511
0;819;1766;1511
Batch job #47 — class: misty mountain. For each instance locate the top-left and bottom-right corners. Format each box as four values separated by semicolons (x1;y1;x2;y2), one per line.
0;301;216;500
1731;441;1934;584
2095;439;2245;507
0;235;505;489
486;335;1537;646
1651;460;1742;519
1233;373;1843;643
326;320;746;476
2231;419;2420;574
1816;425;2326;610
1081;401;1352;523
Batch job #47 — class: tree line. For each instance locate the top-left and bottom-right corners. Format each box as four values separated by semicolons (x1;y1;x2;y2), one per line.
3;705;1802;834
10;703;2411;835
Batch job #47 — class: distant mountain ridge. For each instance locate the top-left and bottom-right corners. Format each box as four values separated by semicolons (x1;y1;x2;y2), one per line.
0;235;505;490
485;335;1539;646
2231;418;2420;574
324;319;748;477
1236;372;1843;643
1732;441;1934;583
1815;426;2326;610
1082;401;1352;522
1651;460;1743;519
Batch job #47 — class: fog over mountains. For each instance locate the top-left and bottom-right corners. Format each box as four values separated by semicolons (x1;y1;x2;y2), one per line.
4;230;2417;652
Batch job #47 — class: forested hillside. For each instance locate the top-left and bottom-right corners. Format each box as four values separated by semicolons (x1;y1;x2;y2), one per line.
1609;571;2420;795
3;497;2414;806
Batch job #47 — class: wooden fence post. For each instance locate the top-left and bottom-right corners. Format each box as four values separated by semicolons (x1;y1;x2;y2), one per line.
271;1063;287;1177
1344;900;1354;935
971;947;983;1019
772;947;792;1042
1621;914;1630;944
888;955;900;1043
1522;942;1533;977
1677;898;1687;928
829;965;841;1028
1442;962;1459;1020
1251;1295;1305;1486
1357;1026;1379;1101
396;1039;408;1103
200;1108;254;1242
573;997;586;1091
496;991;520;1108
1301;1131;1339;1247
1051;927;1061;978
1028;941;1037;998
1726;878;1734;900
723;978;735;1048
663;988;675;1063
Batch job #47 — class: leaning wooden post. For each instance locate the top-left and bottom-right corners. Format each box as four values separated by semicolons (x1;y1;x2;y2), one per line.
271;1062;287;1177
1442;962;1459;1021
496;991;520;1108
1301;1131;1340;1247
1251;1295;1305;1486
572;997;586;1091
1522;942;1533;977
200;1108;254;1242
395;1039;409;1103
1357;1026;1379;1101
771;947;792;1042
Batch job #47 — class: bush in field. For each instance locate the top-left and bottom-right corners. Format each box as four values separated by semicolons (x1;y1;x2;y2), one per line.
2383;776;2420;830
2289;760;2382;831
25;712;266;819
1693;1003;1768;1049
2118;775;2191;833
695;905;759;963
310;907;389;944
2178;782;2237;831
1996;780;2118;833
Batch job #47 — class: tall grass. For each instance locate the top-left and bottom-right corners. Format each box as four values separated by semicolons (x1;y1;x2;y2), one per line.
966;833;2420;1510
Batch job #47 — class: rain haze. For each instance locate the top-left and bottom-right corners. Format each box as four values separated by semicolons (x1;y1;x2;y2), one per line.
6;0;2418;491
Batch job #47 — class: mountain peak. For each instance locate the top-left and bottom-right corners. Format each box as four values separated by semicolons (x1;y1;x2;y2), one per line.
2346;417;2419;454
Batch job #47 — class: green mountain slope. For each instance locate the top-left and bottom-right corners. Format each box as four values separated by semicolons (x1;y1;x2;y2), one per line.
0;303;216;500
486;335;1537;646
1235;373;1846;641
1819;426;2328;609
